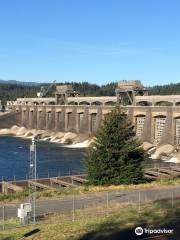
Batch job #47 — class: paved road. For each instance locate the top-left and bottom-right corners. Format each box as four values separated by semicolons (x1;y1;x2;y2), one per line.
0;185;180;219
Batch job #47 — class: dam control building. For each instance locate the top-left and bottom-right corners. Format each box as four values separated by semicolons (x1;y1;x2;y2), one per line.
4;80;180;148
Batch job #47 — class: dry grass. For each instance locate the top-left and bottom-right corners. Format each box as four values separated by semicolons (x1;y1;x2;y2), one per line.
0;198;179;240
0;177;180;204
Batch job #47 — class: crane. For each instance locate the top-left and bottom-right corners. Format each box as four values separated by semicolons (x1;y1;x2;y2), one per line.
37;80;57;97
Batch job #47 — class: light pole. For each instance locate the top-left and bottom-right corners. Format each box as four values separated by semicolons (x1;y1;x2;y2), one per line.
29;137;37;224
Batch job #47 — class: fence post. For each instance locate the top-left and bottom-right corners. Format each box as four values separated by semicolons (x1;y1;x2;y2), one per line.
138;191;141;213
72;195;75;222
171;190;174;208
2;206;5;231
106;191;109;215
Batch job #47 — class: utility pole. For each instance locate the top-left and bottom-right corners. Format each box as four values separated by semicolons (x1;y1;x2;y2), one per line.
29;137;37;224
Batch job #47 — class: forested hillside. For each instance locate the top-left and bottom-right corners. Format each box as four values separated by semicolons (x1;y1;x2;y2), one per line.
0;81;180;104
149;83;180;95
0;82;117;104
0;84;40;104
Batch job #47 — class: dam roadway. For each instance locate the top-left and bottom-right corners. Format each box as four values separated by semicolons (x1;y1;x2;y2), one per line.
0;185;180;219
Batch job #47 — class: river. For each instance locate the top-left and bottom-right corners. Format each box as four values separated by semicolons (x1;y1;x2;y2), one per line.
0;136;86;181
0;136;177;181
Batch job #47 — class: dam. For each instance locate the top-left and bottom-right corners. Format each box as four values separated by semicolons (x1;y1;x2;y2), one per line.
3;80;180;148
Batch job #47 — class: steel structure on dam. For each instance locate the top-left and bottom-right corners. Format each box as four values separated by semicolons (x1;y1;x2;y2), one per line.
5;80;180;147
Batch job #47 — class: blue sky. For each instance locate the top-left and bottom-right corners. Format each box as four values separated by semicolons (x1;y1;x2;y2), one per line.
0;0;180;86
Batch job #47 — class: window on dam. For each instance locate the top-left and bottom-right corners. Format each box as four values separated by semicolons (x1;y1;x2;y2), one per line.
67;112;73;128
23;110;26;118
47;112;51;121
154;116;166;144
136;115;145;137
39;111;42;118
78;113;84;128
175;118;180;146
91;113;97;133
56;112;61;122
30;111;34;120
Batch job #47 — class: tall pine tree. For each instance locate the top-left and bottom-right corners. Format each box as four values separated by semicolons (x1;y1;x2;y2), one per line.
85;107;145;185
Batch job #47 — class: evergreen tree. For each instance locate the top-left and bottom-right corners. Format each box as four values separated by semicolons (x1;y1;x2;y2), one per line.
85;107;145;185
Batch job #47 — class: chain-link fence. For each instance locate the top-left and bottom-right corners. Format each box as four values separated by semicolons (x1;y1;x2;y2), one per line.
0;186;180;232
0;169;86;182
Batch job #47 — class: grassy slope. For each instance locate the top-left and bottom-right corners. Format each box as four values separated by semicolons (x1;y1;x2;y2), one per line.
1;178;180;203
0;199;179;240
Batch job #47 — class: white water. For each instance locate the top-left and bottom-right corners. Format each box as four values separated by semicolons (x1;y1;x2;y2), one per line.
64;140;92;148
0;125;92;148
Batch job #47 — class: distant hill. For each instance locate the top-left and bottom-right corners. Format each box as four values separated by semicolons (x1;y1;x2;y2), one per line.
0;79;40;86
0;79;180;105
0;81;117;104
149;82;180;95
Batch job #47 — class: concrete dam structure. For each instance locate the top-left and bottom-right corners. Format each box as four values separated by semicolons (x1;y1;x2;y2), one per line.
4;80;180;148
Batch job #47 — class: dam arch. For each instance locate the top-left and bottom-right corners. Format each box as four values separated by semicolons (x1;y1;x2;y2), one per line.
136;101;152;106
79;101;90;105
155;101;173;106
104;101;116;106
91;101;102;106
68;101;78;105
